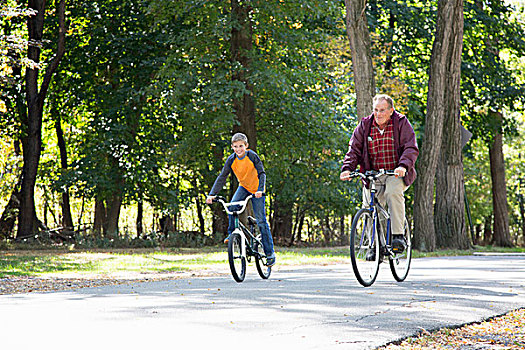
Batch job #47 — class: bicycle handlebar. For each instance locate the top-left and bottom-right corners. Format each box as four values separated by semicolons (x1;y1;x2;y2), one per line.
344;169;398;181
212;195;254;215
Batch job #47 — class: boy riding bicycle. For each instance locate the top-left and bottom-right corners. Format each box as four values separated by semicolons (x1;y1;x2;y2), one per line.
206;133;276;266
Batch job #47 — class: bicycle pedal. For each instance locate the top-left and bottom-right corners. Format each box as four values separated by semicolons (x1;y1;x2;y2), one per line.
392;238;406;254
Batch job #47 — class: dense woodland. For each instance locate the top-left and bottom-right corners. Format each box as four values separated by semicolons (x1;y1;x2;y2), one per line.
1;0;525;250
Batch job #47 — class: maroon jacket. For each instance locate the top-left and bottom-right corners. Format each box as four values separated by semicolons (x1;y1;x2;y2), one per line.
341;110;419;186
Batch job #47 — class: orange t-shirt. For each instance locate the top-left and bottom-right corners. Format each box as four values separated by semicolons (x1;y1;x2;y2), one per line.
209;150;266;195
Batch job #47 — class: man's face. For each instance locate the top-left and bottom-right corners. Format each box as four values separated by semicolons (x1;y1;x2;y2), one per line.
373;99;393;129
232;140;248;157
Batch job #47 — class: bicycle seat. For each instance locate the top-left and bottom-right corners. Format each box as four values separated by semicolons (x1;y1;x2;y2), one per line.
247;216;258;225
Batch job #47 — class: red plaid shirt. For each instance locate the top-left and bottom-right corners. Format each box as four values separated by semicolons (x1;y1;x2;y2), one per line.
368;119;398;171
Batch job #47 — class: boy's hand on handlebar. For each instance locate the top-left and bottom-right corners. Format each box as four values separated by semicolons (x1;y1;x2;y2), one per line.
255;191;263;198
394;166;406;178
206;196;215;204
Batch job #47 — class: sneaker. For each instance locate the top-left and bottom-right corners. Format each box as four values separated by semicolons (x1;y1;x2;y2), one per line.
223;234;231;244
266;256;276;267
365;249;376;261
391;235;406;254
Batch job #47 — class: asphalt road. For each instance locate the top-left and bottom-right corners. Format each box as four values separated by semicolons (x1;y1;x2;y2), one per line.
1;255;524;349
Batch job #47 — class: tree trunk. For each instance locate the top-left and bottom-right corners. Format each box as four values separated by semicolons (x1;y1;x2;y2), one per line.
344;0;375;120
324;215;332;245
488;114;513;247
195;194;206;234
18;0;66;239
413;0;464;252
160;215;174;235
0;174;22;239
93;197;106;237
435;55;469;249
291;205;301;245
271;199;293;246
136;198;143;237
55;117;74;230
340;215;347;245
105;192;122;238
297;213;305;244
474;224;481;246
231;0;256;149
435;150;469;249
518;192;525;246
212;205;229;238
483;214;492;245
210;146;228;237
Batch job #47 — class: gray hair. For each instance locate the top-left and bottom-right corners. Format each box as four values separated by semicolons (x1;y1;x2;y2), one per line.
373;94;395;109
231;132;248;144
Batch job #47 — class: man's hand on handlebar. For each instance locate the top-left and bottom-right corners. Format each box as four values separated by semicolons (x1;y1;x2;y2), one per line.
340;170;352;181
394;166;406;178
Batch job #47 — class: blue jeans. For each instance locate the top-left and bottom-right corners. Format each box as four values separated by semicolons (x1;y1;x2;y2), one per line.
227;186;275;258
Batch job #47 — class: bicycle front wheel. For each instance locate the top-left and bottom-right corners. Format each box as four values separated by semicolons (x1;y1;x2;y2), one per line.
255;235;271;279
350;208;380;287
389;218;412;282
228;233;246;282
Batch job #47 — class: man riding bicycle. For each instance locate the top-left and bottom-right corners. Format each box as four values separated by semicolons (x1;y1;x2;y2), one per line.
340;94;419;249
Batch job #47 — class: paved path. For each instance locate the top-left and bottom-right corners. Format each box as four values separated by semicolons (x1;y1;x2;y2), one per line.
1;255;524;349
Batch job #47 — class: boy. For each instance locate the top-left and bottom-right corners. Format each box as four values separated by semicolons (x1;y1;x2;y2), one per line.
206;133;276;266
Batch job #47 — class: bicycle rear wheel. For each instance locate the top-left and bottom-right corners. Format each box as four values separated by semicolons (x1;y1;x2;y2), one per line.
350;208;380;287
228;233;246;282
389;218;412;282
255;235;271;279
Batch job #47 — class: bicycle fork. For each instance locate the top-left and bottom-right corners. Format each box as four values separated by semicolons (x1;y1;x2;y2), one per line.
232;217;247;257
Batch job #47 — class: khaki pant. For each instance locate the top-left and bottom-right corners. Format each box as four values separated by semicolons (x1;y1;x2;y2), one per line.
362;175;408;236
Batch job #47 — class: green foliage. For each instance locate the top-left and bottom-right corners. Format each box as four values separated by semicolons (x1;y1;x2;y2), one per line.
462;0;525;142
2;0;525;246
463;138;493;225
49;0;176;210
149;0;358;221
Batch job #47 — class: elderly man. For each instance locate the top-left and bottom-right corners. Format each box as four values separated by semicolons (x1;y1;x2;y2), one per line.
340;94;419;248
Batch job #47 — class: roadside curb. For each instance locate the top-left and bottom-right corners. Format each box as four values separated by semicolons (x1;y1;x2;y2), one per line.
473;252;525;256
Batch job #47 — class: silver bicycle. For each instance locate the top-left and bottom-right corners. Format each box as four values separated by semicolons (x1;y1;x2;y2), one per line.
213;195;271;282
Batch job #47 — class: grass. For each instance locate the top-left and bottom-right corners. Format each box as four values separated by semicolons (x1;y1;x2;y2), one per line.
0;245;523;278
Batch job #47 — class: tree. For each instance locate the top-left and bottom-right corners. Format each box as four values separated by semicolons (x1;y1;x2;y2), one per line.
413;0;464;251
488;111;512;246
231;0;256;149
433;0;469;249
461;0;525;247
0;2;35;238
17;0;66;239
344;0;375;120
150;0;350;243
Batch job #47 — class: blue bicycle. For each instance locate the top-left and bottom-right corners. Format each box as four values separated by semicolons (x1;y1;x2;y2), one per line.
346;170;412;287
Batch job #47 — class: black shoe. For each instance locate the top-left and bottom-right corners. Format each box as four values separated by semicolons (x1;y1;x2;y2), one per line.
392;235;406;254
365;249;376;261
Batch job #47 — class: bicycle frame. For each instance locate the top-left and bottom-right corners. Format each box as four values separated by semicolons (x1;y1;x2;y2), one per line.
214;195;264;260
236;220;265;262
355;170;397;255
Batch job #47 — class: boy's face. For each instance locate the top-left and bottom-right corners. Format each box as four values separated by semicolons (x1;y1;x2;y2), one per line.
232;140;248;157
